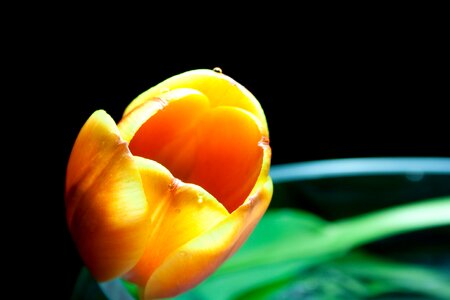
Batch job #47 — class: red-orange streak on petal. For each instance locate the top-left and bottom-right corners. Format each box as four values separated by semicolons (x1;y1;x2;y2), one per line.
129;104;264;213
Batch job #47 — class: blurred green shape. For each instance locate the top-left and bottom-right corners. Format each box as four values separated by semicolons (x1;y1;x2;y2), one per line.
270;157;450;218
270;157;450;183
235;252;450;300
332;252;450;299
71;268;107;300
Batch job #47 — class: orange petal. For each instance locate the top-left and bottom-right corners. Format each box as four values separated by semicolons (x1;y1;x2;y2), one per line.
123;69;268;137
125;157;229;287
143;176;273;299
118;88;209;143
65;110;150;281
185;107;265;212
128;104;266;213
125;88;210;181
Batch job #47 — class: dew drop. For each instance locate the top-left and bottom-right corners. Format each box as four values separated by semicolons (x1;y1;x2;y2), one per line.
198;194;203;204
213;67;222;73
174;208;181;213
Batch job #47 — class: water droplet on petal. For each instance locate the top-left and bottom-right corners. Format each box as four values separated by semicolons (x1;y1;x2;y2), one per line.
213;67;222;73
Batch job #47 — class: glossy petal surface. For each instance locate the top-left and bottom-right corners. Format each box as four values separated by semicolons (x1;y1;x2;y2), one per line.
125;157;229;287
144;177;273;299
123;69;268;136
66;69;273;299
65;110;150;281
129;103;264;212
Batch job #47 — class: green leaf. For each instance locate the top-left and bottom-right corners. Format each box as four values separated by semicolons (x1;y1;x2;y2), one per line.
235;252;450;300
121;280;139;299
331;252;450;299
234;264;370;300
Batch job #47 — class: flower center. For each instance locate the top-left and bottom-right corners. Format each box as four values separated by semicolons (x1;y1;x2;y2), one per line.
128;97;264;212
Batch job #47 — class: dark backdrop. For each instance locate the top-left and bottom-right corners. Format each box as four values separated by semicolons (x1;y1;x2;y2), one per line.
28;30;448;298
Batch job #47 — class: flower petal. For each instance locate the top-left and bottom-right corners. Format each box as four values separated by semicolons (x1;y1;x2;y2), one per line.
125;157;229;287
118;88;209;143
123;69;269;136
143;176;273;299
65;110;150;281
128;103;266;213
185;107;266;212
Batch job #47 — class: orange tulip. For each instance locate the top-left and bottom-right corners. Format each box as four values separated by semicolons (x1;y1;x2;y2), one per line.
65;69;272;299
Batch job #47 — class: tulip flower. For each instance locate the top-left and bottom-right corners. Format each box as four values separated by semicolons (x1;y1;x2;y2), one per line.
65;69;273;299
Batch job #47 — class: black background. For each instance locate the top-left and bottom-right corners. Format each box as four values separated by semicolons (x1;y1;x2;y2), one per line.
17;21;449;299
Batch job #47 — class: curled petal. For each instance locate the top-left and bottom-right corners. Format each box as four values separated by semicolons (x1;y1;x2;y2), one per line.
65;110;150;281
125;95;266;213
118;88;209;143
184;107;265;212
125;157;229;287
143;176;273;299
123;69;269;137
